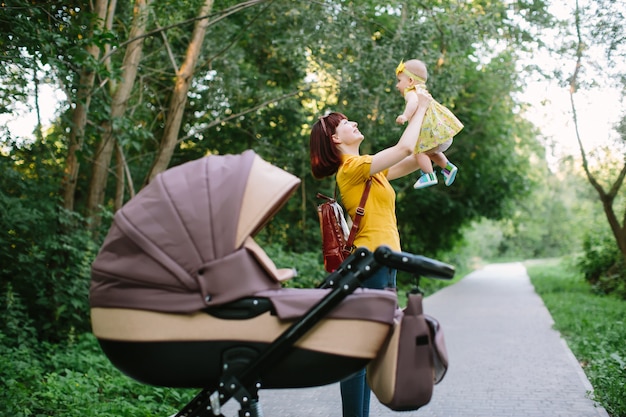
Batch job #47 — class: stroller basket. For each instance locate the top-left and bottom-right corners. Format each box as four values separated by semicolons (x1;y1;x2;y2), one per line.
89;152;454;417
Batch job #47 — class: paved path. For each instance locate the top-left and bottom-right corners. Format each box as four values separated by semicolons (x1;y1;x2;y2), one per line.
219;263;610;417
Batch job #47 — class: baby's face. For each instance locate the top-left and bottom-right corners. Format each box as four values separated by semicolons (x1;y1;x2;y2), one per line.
395;73;412;95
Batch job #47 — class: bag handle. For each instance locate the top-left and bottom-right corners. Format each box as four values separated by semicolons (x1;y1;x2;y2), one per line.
316;192;335;202
345;179;372;251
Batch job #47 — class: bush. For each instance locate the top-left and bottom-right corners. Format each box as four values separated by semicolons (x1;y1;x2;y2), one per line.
1;149;99;343
260;243;326;288
0;332;195;417
577;231;626;299
0;195;97;342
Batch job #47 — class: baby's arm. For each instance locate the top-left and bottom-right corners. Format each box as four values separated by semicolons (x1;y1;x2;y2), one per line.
396;90;419;124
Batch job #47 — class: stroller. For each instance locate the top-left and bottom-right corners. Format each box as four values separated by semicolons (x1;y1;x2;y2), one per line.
90;150;454;417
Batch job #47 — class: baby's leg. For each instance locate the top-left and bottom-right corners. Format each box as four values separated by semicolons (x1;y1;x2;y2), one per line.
426;140;454;168
429;152;449;169
413;153;437;189
415;153;434;173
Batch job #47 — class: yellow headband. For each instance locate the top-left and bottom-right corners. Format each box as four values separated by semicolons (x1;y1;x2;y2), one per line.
395;60;426;84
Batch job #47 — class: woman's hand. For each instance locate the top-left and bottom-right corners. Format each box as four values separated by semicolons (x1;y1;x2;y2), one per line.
416;88;432;108
371;88;432;178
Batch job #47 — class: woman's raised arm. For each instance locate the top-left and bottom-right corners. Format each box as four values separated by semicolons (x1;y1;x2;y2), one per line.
369;91;431;176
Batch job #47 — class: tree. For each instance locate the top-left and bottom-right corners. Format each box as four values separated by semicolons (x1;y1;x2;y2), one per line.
2;0;567;341
296;0;549;256
568;0;626;267
2;0;554;253
144;0;215;183
62;0;109;211
86;0;152;230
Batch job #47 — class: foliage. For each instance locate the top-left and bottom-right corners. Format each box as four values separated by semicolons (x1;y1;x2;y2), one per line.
264;243;327;288
1;0;554;255
0;1;92;116
0;0;574;385
0;140;97;342
527;259;626;417
0;331;194;417
300;1;548;256
460;157;602;262
578;228;626;299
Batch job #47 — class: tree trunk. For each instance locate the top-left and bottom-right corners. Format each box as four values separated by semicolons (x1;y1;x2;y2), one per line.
570;1;626;266
114;142;129;209
144;0;215;184
61;0;109;211
599;189;626;262
86;0;152;230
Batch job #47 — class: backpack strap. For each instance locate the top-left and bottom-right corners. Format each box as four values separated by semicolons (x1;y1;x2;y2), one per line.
345;179;372;251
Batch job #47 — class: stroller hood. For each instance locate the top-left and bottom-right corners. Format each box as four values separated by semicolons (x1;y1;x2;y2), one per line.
90;150;301;313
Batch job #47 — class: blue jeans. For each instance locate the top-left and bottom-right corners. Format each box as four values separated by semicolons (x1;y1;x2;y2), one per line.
340;266;396;417
361;265;396;290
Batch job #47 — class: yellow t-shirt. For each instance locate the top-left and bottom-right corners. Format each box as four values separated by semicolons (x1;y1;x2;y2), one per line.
336;154;401;252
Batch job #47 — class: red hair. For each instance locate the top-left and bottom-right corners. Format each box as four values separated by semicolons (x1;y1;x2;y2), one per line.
309;112;347;179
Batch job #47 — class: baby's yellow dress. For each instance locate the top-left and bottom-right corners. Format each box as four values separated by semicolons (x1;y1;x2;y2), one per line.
405;83;463;153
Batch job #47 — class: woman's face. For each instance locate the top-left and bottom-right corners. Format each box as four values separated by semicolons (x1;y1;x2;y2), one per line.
333;118;363;145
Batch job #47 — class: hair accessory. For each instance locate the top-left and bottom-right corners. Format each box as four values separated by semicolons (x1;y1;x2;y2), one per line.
395;60;405;76
318;115;330;137
395;60;426;85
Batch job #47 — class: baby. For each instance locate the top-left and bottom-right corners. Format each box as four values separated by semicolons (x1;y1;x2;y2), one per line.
395;59;464;189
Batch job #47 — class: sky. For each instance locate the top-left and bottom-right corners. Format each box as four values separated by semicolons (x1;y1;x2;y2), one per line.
2;83;65;140
519;78;622;165
516;0;624;167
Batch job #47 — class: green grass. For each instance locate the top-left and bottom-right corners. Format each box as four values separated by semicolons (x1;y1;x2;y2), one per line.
526;259;626;417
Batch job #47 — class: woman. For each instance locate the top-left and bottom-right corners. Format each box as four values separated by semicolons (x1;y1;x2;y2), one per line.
309;90;431;417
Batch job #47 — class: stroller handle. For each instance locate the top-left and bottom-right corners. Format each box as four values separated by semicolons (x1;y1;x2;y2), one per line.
374;245;455;280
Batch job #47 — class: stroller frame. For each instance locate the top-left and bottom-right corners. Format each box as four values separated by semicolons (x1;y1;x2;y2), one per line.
173;246;454;417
